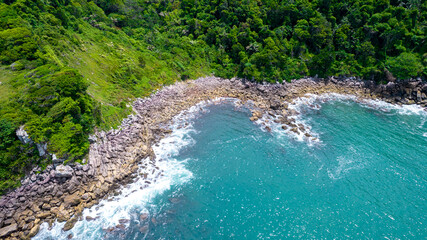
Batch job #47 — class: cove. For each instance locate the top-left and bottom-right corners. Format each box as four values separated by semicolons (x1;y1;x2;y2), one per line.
35;97;427;239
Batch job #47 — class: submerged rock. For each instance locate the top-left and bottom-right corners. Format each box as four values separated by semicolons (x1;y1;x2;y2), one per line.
151;218;157;226
85;216;97;221
140;213;149;221
115;224;126;230
139;224;149;233
118;219;130;224
168;198;180;203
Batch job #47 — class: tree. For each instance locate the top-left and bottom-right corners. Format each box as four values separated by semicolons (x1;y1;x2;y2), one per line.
49;117;89;162
51;69;89;99
386;52;423;79
0;118;15;150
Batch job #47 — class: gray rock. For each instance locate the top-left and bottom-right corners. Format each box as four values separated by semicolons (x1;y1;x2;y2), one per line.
88;134;97;143
37;186;45;195
85;216;96;221
81;193;90;201
82;164;89;172
256;85;267;93
63;217;78;231
52;154;64;166
3;218;14;226
0;223;17;237
54;165;74;178
16;126;33;145
10;61;23;71
36;142;48;156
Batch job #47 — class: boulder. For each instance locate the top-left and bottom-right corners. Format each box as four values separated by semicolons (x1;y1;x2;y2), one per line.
85;216;97;221
64;193;81;207
81;193;90;201
3;218;14;226
257;85;267;93
52;154;64;166
37;186;45;195
27;224;40;238
63;217;78;231
16;126;33;145
88;134;97;143
10;61;24;71
36;212;50;219
55;165;74;178
0;223;17;237
82;164;89;172
36;142;48;157
41;203;51;210
269;100;281;110
56;210;71;223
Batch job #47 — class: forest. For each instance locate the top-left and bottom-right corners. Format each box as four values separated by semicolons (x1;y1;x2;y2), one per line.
0;0;426;194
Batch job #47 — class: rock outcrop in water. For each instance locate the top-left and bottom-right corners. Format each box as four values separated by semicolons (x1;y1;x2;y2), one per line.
0;77;426;239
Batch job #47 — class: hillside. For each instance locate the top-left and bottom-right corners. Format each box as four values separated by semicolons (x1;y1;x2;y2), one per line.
0;0;426;194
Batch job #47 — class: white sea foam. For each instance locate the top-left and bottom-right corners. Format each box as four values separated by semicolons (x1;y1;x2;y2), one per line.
327;146;366;180
283;93;357;144
254;113;320;147
361;99;427;116
277;93;427;145
291;92;427;116
34;98;240;239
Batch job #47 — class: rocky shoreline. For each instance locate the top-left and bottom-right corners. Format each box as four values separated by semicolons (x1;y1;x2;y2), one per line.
0;76;426;239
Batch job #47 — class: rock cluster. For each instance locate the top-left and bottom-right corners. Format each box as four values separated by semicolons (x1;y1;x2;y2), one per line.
0;76;425;239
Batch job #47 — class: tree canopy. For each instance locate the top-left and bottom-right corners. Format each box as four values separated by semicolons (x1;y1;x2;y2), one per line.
0;0;425;194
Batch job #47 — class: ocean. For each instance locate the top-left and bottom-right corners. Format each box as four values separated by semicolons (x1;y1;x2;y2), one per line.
35;95;427;239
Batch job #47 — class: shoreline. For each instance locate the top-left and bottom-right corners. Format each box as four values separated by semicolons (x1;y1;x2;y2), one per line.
1;76;426;239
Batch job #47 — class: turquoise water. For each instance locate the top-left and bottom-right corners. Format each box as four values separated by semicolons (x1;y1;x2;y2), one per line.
35;96;427;239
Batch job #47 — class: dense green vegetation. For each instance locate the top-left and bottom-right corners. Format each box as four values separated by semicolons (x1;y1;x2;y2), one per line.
0;0;425;194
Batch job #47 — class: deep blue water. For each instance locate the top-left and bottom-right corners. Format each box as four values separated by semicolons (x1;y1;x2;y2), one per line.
35;97;427;239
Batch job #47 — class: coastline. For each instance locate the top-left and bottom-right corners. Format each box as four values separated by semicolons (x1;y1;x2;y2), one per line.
1;76;426;239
